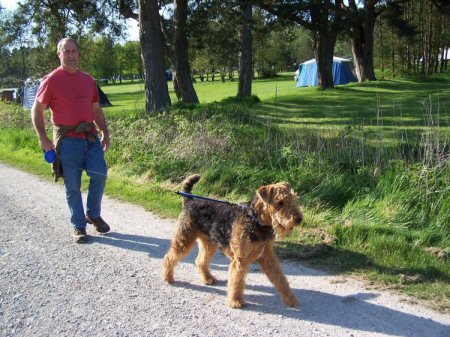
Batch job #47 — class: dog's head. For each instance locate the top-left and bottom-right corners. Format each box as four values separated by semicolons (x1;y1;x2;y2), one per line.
254;182;303;237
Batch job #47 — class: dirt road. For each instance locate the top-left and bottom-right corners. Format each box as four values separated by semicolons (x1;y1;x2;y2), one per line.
0;163;448;337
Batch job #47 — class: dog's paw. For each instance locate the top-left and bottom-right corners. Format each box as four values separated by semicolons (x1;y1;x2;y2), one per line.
164;273;175;284
202;275;217;285
228;299;245;309
284;296;299;307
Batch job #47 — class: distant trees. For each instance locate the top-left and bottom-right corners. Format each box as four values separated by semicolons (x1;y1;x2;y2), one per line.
189;0;241;83
0;0;449;107
375;0;450;77
82;36;117;82
115;41;142;83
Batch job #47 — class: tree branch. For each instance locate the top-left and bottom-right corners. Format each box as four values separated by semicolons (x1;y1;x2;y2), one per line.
118;0;138;20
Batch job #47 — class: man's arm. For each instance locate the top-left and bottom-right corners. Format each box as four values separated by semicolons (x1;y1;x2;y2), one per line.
93;102;110;151
31;101;54;151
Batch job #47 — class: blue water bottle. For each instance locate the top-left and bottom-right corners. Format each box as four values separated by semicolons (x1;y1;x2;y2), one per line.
44;149;56;163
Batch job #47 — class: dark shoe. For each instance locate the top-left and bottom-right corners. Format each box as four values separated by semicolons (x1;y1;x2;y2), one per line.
86;215;110;233
73;228;88;243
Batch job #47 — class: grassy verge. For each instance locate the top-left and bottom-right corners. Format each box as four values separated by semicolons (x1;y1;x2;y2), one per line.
1;75;449;312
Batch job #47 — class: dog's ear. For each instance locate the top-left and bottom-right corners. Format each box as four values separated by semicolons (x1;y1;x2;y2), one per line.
279;182;290;189
257;185;273;202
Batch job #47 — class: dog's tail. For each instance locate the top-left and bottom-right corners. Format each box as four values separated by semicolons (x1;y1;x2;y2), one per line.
182;174;201;193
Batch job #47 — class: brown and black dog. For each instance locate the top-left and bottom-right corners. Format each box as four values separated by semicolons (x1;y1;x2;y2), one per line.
164;174;303;308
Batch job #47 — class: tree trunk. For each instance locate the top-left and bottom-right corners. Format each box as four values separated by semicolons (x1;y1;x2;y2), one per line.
379;14;384;73
391;27;396;77
238;1;253;98
172;0;199;104
351;2;377;82
313;0;342;89
139;0;171;112
172;75;182;100
316;30;336;88
426;2;434;76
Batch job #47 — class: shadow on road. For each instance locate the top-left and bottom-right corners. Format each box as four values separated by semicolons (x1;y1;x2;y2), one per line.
169;281;449;337
88;231;448;337
88;232;171;258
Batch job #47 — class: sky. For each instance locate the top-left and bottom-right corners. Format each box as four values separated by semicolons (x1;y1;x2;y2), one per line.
0;0;139;41
1;0;16;10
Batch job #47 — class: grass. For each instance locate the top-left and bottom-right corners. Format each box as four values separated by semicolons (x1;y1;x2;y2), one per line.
1;73;449;312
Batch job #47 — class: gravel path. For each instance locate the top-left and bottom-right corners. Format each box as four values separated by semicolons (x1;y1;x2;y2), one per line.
0;162;449;337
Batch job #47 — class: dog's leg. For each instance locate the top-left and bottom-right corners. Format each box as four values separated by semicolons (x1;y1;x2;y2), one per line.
227;257;251;308
257;247;299;307
164;218;198;284
195;237;218;285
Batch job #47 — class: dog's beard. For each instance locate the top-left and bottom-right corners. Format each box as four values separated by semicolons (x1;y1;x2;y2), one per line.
272;221;294;238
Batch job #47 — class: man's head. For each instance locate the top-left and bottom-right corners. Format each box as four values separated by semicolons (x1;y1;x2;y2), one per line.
57;38;80;73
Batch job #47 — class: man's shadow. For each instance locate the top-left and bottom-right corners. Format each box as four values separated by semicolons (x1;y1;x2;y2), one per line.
87;232;172;259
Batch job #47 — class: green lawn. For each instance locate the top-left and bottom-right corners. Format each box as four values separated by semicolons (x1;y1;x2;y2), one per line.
102;75;450;135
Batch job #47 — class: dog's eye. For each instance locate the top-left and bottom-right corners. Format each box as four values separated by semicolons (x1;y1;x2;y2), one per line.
277;200;284;207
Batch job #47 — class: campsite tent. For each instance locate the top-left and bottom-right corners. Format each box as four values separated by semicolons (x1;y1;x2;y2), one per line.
22;78;40;109
22;78;112;109
97;85;112;107
297;57;357;87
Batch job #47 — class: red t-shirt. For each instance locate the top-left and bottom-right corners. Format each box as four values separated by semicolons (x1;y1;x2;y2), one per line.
36;67;100;138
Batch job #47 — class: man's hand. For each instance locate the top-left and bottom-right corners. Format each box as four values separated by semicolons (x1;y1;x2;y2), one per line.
31;101;54;152
93;102;110;151
39;136;55;152
101;133;110;152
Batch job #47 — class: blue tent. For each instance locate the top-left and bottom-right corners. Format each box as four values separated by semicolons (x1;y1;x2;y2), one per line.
297;57;357;87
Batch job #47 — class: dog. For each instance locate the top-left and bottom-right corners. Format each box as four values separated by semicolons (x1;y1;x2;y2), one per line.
164;174;303;308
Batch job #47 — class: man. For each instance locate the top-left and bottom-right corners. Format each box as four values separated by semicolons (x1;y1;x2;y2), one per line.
31;37;111;243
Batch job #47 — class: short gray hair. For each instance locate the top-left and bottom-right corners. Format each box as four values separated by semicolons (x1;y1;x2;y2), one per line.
57;38;79;53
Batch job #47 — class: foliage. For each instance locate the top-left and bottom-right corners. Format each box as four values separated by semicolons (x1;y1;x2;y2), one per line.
189;0;241;81
13;0;126;46
375;0;450;76
82;36;117;81
254;24;312;75
2;0;449;89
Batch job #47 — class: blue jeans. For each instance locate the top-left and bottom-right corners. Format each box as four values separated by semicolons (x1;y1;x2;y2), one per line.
60;137;107;229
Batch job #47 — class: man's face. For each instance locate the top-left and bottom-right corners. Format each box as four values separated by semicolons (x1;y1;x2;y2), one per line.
58;40;80;72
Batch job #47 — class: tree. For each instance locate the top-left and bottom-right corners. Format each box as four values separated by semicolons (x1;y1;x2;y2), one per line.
254;24;311;74
13;0;126;47
343;0;416;82
1;5;36;81
372;0;448;78
82;36;117;81
431;0;450;15
137;0;172;111
189;0;241;83
238;0;253;97
344;0;379;82
165;0;199;103
119;0;198;107
1;0;127;80
123;41;142;81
